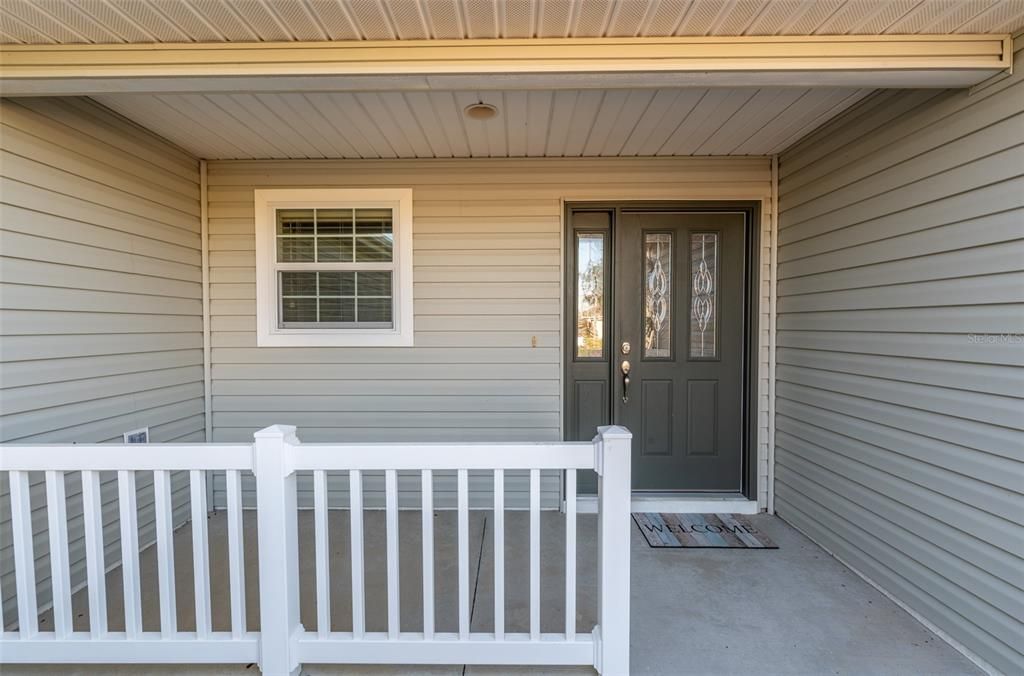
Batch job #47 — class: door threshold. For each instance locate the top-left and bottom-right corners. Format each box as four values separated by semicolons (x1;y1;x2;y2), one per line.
574;494;759;515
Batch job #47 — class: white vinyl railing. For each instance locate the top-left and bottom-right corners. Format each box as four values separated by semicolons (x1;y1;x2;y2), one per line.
0;425;632;675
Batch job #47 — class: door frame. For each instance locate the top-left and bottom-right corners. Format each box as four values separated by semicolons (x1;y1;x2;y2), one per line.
563;201;762;500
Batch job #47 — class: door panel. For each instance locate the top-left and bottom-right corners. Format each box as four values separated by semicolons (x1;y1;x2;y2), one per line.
615;212;746;491
565;205;751;494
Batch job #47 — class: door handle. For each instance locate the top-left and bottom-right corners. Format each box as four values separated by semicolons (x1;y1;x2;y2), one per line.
621;360;631;403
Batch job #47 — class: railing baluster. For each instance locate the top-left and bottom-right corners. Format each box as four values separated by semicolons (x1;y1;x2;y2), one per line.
493;468;505;641
421;469;434;640
226;469;246;639
117;470;142;639
529;468;540;641
153;470;177;637
45;471;72;639
10;470;38;638
349;469;365;639
314;469;330;638
457;468;469;640
385;469;400;640
190;470;212;638
81;469;107;637
565;469;577;641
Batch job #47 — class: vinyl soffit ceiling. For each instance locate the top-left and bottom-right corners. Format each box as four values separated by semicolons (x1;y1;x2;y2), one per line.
5;1;1020;160
92;86;874;159
2;0;1024;44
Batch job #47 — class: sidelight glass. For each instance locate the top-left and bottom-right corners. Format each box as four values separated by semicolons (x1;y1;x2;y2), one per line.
576;233;605;358
644;233;672;358
689;232;718;358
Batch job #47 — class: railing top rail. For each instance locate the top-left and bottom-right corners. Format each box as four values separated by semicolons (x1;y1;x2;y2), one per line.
288;442;596;472
0;444;254;472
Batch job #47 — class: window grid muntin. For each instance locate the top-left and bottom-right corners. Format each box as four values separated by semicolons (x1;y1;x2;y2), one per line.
274;206;396;330
276;208;393;264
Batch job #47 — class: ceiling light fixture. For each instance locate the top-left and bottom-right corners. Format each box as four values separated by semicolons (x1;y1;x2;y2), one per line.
464;102;499;121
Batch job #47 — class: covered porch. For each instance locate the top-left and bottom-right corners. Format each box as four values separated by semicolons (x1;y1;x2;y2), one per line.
13;512;979;676
2;2;1022;674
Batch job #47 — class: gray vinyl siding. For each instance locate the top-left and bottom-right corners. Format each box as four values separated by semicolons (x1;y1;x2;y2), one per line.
775;40;1024;675
0;98;203;622
206;157;772;509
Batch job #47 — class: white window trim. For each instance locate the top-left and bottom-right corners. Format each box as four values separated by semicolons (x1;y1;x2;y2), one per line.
254;188;414;347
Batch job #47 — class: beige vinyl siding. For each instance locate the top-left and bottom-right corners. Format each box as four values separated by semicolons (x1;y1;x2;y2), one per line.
0;98;202;621
775;40;1024;675
206;157;772;509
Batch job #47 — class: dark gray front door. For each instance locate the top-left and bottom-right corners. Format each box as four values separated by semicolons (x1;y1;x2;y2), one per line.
565;206;753;493
615;212;746;491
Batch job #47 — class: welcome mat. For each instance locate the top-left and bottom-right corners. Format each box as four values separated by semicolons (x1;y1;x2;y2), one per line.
632;513;778;549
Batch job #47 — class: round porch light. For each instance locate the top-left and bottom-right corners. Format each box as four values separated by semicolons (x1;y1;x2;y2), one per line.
464;102;499;120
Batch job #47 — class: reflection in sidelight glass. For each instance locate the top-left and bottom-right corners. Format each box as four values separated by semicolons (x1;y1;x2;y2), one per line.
644;233;672;358
576;233;605;358
690;233;718;358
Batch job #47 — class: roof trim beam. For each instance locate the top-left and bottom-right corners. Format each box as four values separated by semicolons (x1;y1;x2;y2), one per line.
0;35;1012;96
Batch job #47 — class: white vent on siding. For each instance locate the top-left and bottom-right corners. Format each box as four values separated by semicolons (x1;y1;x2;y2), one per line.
123;427;149;444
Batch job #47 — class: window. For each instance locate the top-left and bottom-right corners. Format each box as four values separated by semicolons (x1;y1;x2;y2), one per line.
689;232;718;359
575;232;606;359
255;189;413;347
644;232;673;359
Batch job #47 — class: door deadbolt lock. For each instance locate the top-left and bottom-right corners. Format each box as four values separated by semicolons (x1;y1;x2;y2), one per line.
621;341;631;355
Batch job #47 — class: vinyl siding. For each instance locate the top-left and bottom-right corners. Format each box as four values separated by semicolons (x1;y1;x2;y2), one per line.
206;157;772;509
775;41;1024;675
0;98;203;622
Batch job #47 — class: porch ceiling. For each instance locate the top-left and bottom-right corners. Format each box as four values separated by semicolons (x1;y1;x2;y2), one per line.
93;86;872;159
1;0;1022;44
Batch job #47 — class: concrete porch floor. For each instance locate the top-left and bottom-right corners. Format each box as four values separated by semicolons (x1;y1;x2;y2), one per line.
15;512;978;676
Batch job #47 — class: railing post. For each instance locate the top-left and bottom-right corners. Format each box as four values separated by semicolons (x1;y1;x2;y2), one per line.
594;425;632;676
254;425;302;676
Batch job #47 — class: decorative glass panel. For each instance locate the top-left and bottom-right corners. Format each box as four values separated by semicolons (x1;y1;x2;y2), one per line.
575;233;605;358
279;270;393;327
644;233;672;358
689;233;718;358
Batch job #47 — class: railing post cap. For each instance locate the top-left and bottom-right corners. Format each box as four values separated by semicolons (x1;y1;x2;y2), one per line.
253;424;298;440
596;425;632;441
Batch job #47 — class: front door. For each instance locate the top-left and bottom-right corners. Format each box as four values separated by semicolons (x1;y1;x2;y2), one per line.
565;205;755;493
